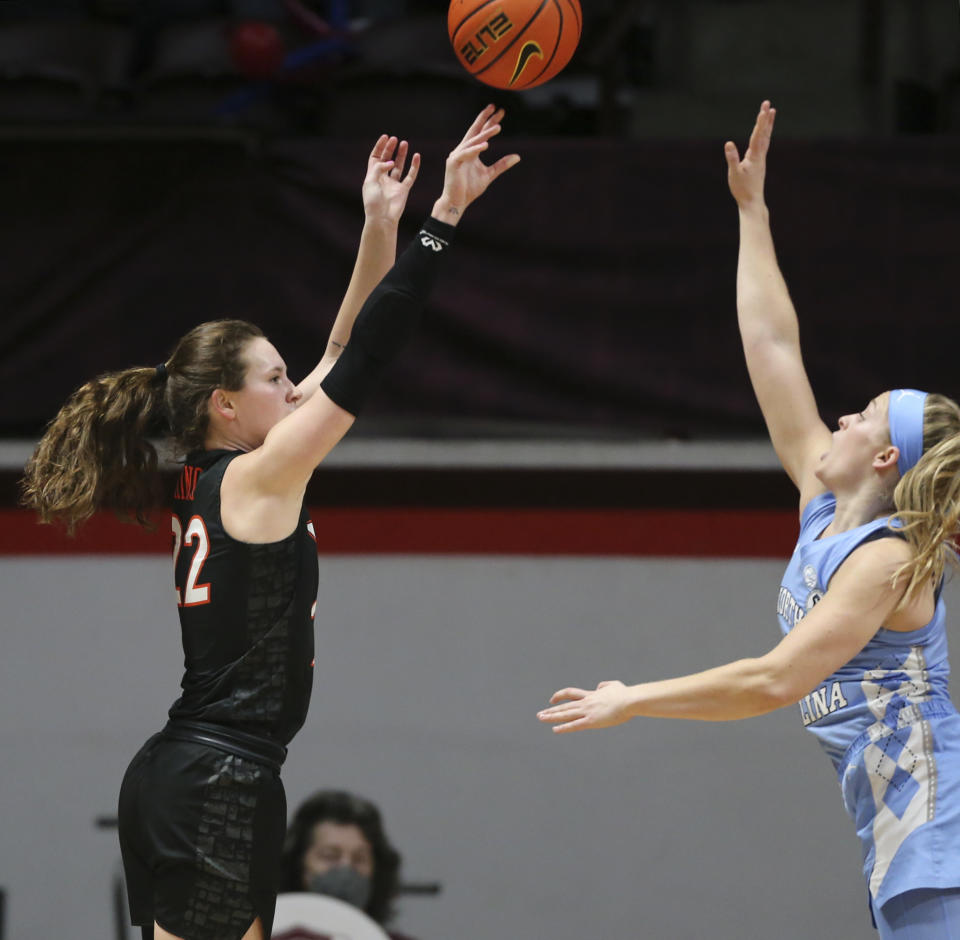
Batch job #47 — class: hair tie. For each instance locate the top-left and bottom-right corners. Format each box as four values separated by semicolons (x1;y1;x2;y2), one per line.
889;388;928;476
155;362;169;382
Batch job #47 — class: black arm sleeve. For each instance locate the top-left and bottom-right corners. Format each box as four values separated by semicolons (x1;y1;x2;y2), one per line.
319;216;456;416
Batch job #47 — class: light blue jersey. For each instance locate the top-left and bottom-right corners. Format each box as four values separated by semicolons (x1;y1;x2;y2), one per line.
779;492;960;911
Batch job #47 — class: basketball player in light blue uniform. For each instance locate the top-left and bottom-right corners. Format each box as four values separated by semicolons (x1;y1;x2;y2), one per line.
782;390;960;932
538;102;960;937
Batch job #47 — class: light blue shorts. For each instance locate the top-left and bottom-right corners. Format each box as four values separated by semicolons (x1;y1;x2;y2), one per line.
876;888;960;938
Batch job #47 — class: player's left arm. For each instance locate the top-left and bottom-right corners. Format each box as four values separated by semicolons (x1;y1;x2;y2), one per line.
295;134;419;403
538;538;926;731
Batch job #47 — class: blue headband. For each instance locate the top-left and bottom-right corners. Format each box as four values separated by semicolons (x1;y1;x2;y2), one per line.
888;388;928;476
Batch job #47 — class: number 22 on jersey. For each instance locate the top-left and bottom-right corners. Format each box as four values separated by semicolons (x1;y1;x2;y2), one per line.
171;515;211;607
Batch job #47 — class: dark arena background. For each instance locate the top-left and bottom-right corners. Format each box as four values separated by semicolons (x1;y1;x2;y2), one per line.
1;2;958;938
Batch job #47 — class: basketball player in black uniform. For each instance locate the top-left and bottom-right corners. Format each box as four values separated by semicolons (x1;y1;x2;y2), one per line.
22;106;519;940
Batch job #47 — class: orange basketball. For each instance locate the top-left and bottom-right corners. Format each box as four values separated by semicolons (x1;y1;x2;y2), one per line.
448;0;582;91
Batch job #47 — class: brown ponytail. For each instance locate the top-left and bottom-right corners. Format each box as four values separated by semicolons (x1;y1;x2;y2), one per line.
21;366;166;532
21;318;264;533
891;393;960;600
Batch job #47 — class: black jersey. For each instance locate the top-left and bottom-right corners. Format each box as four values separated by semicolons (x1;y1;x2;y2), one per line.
166;449;319;746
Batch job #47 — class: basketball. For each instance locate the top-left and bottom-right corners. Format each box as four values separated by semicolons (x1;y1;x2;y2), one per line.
447;0;582;91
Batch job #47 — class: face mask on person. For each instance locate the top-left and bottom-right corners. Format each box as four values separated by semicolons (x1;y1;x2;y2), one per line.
307;865;372;911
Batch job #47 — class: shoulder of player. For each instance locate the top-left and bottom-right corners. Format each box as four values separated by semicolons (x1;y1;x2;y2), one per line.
844;533;936;628
219;451;307;541
832;535;914;591
853;530;913;561
220;447;306;505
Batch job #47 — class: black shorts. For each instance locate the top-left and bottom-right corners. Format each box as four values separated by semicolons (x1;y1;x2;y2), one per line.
118;728;287;940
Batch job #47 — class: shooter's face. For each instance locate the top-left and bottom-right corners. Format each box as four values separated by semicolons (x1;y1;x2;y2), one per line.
224;337;301;448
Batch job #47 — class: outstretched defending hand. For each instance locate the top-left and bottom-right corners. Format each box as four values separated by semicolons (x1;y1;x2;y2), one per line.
432;104;521;225
725;99;775;210
537;680;634;733
363;134;421;224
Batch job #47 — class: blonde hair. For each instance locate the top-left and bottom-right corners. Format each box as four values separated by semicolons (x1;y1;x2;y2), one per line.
21;319;263;533
890;393;960;600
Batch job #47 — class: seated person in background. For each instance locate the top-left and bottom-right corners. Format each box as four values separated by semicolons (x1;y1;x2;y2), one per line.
280;790;419;940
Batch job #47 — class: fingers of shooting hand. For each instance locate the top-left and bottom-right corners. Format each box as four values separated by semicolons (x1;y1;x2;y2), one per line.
488;107;506;126
489;152;521;180
462;103;498;141
459;140;491;161
723;141;740;169
470;122;502;145
548;687;587;705
481;106;506;131
447;123;500;164
449;128;500;162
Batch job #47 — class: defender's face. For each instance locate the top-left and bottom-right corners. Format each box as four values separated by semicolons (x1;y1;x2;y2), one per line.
815;391;892;487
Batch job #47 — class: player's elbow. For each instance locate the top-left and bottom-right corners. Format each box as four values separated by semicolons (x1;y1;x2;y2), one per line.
752;655;807;710
739;328;798;362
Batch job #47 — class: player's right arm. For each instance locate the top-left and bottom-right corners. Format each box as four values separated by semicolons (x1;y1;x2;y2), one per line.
537;538;927;731
265;104;519;490
724;101;831;511
228;105;521;536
